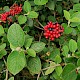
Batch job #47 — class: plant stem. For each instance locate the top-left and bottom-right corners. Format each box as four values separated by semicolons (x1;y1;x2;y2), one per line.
6;69;8;80
3;57;8;80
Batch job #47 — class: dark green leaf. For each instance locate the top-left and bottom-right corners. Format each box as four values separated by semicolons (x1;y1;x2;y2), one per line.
27;56;41;74
62;63;77;80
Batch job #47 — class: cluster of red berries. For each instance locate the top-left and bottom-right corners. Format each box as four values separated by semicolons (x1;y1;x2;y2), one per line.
0;3;22;22
44;21;64;41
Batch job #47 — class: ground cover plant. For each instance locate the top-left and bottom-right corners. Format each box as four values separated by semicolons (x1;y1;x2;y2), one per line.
0;0;80;80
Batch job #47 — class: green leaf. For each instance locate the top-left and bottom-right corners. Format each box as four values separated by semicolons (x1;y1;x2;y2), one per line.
28;11;38;18
24;38;33;49
69;39;77;52
77;58;80;66
0;43;6;51
18;15;27;24
73;3;80;11
45;62;55;75
8;77;14;80
62;45;69;57
0;25;4;36
72;0;79;3
54;55;62;64
70;17;80;22
62;63;77;80
0;49;7;59
31;42;45;53
7;23;25;47
27;56;41;74
64;27;72;34
27;48;36;57
47;1;55;10
55;65;63;76
49;48;60;61
34;0;48;5
23;1;31;12
63;10;70;20
27;18;33;27
7;51;26;75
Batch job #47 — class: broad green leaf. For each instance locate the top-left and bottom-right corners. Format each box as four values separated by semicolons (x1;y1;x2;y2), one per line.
45;62;55;75
28;11;38;18
63;10;70;20
8;77;14;80
31;42;45;53
47;1;55;10
55;65;63;76
27;48;36;57
18;15;27;24
54;55;62;64
0;49;7;59
7;23;25;47
24;38;33;49
62;63;77;80
27;56;41;74
70;17;80;22
0;25;4;36
62;45;69;57
34;0;48;5
0;43;6;51
73;3;80;11
77;58;80;66
64;27;72;34
23;1;31;12
7;51;26;75
56;5;62;14
69;39;77;52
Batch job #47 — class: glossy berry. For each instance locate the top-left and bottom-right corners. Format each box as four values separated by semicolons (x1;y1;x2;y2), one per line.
44;21;64;41
0;3;22;22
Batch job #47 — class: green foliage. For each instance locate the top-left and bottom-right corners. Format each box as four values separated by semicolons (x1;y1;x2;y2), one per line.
1;0;80;80
7;51;26;75
69;39;77;52
18;15;27;24
62;63;77;80
31;42;45;53
27;48;36;57
7;23;25;47
34;0;48;5
27;56;41;74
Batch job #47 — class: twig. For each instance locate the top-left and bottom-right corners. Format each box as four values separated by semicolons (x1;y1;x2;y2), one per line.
34;25;44;30
36;19;44;28
42;64;60;71
39;31;43;42
6;69;8;80
37;71;41;80
3;57;8;80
